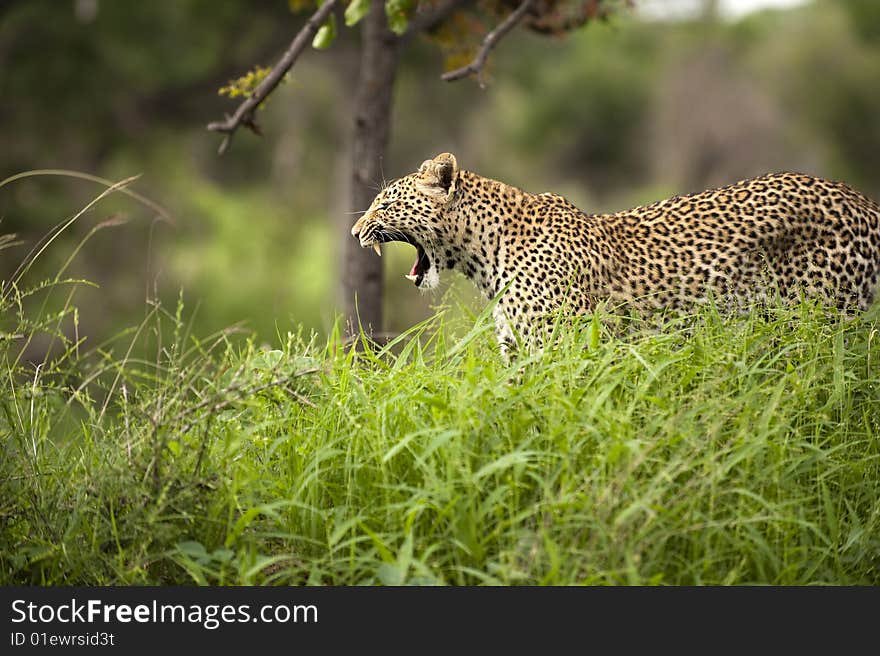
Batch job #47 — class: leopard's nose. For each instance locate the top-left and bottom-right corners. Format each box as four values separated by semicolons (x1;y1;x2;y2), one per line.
351;213;369;237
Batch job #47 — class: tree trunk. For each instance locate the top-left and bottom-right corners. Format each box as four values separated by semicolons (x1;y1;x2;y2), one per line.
343;0;399;337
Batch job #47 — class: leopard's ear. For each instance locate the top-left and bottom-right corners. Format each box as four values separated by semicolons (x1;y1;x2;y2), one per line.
416;152;459;202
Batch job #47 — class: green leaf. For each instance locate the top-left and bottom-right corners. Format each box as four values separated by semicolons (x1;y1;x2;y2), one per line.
345;0;370;26
211;548;235;564
377;562;404;585
385;0;415;35
177;541;208;561
385;0;415;12
312;14;337;50
386;11;408;35
250;349;283;370
474;451;538;480
359;522;394;563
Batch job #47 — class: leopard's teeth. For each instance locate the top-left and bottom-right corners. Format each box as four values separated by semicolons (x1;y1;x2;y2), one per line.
372;243;382;257
404;274;418;283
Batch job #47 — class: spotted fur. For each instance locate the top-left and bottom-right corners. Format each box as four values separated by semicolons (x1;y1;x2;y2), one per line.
351;153;880;349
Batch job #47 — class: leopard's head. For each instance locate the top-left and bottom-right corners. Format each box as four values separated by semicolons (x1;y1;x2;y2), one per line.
350;152;459;289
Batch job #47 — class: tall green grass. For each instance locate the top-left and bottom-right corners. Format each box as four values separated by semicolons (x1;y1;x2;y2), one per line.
3;291;879;584
2;176;879;585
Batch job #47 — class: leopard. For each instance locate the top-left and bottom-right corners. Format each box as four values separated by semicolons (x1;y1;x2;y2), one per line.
351;152;880;350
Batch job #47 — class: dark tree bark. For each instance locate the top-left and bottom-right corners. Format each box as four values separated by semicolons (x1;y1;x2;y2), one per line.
344;0;400;337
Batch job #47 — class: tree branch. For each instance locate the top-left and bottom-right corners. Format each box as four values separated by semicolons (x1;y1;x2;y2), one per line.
525;0;609;35
440;0;534;88
206;0;340;155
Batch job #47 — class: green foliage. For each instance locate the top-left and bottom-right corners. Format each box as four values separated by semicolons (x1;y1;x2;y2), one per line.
493;19;656;190
1;0;254;137
754;1;880;188
291;0;413;36
218;65;273;99
312;14;338;50
840;0;880;44
385;0;417;35
3;226;880;584
345;0;371;27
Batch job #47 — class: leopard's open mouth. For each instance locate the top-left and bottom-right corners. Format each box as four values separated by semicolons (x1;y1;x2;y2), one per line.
356;227;431;287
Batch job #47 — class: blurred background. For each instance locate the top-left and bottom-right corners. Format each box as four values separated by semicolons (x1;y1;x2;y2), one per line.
2;0;880;350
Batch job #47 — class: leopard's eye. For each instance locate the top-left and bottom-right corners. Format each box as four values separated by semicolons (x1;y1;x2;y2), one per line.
378;199;396;211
